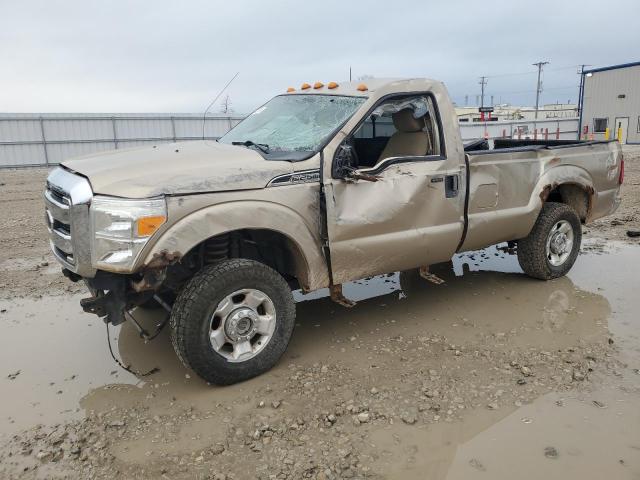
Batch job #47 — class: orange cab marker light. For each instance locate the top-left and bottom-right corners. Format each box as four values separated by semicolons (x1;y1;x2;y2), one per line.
357;83;368;92
137;215;166;237
301;82;311;90
327;81;338;89
313;81;324;89
286;87;295;92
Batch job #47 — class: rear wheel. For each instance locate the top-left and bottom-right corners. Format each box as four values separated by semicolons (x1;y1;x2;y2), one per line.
517;202;582;280
170;259;295;385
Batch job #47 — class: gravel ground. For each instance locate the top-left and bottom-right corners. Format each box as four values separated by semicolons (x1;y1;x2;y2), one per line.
586;145;640;241
0;146;639;479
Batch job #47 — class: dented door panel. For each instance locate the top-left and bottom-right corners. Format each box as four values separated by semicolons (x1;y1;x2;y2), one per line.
326;160;464;284
322;81;466;284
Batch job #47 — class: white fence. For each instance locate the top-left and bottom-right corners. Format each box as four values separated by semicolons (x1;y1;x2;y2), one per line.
0;113;579;168
458;118;579;142
0;113;243;168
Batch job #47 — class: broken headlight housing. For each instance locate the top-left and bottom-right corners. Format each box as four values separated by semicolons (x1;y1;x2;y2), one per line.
90;196;167;271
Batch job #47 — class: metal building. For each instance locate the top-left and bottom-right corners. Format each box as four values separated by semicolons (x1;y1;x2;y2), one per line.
579;61;640;144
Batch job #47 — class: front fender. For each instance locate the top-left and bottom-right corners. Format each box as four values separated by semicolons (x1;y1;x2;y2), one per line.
137;200;330;291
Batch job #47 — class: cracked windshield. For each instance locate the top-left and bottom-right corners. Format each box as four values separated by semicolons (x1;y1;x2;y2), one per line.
219;94;365;156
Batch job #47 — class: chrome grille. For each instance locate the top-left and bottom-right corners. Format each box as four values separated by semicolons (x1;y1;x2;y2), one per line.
44;167;95;277
45;186;74;264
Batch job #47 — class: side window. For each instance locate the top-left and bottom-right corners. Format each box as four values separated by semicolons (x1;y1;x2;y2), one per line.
350;94;442;168
593;118;608;133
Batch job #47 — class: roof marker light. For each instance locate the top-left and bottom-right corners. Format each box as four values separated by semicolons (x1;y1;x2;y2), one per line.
287;87;295;92
357;83;368;91
328;81;338;89
301;83;311;90
313;82;324;89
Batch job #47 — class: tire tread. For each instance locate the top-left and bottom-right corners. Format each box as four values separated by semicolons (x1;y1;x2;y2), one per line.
170;259;295;385
517;202;581;280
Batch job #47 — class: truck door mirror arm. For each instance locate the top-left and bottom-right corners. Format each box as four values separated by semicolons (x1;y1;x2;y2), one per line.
331;143;379;182
331;143;357;179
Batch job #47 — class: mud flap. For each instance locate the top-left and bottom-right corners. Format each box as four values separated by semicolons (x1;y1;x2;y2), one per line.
329;284;356;308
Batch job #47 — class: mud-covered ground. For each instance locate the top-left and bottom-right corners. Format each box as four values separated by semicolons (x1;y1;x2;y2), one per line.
0;147;639;479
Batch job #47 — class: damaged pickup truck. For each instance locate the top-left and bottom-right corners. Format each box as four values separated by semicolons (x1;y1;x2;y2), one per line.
44;78;624;384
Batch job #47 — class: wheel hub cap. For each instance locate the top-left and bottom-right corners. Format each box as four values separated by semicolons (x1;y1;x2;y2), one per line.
550;232;568;255
545;220;574;267
209;288;277;363
225;308;258;341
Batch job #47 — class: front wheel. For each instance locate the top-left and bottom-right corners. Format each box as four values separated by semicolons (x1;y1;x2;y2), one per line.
170;259;295;385
517;202;582;280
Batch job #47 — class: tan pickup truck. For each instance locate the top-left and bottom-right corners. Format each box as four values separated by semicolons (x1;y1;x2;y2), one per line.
44;78;624;384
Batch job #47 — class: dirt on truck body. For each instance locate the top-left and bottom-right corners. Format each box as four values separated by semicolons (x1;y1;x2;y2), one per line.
43;78;623;385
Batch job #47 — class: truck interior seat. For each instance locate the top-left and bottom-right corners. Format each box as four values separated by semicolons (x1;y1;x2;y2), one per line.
377;109;431;162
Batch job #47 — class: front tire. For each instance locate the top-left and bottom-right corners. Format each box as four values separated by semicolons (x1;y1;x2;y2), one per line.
517;202;582;280
170;259;295;385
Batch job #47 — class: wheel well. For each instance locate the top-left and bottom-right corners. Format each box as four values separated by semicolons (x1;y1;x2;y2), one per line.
170;229;310;291
543;183;593;223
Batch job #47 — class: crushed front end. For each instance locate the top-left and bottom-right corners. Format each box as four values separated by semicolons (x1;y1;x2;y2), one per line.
44;167;172;326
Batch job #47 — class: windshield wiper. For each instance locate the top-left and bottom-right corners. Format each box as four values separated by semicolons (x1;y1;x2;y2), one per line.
231;140;270;154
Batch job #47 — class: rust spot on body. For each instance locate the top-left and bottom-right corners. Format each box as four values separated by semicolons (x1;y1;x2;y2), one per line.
539;184;554;202
144;250;182;269
132;250;182;292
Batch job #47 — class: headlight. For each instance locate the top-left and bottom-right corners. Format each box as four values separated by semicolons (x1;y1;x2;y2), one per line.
90;196;167;270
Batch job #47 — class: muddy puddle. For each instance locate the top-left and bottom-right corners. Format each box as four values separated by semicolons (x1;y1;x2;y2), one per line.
1;242;639;479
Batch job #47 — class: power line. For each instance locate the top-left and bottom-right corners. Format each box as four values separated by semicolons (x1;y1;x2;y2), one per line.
485;64;581;79
486;71;537;79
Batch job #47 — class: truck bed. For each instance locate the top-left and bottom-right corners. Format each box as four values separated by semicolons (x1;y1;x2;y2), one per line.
459;138;621;252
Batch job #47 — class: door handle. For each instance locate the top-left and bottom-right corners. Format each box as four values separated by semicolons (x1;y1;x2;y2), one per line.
445;175;459;198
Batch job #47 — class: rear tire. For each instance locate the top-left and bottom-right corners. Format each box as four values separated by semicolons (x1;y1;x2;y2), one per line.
517;202;582;280
170;259;295;385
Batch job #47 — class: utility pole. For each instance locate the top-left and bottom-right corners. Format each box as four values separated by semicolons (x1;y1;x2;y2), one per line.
479;76;488;108
479;76;488;120
533;61;549;120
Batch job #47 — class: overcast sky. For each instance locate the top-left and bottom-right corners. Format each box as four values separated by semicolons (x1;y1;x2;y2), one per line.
2;0;638;113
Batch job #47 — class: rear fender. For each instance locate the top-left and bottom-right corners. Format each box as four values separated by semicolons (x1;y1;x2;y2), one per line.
534;164;595;221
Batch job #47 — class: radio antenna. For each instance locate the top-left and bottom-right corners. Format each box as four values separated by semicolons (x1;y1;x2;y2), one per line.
201;71;240;139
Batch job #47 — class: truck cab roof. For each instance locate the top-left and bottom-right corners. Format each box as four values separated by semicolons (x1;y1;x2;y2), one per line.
286;78;442;97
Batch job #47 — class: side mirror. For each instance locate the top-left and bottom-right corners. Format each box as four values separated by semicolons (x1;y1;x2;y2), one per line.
331;143;357;179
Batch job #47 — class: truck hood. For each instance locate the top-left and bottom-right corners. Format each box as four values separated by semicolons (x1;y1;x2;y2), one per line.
62;141;294;198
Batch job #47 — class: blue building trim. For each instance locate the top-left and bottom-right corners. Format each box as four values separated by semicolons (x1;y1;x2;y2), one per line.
583;61;640;74
578;72;586;139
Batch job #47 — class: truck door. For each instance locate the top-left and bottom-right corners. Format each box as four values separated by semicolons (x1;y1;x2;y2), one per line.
323;93;465;285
